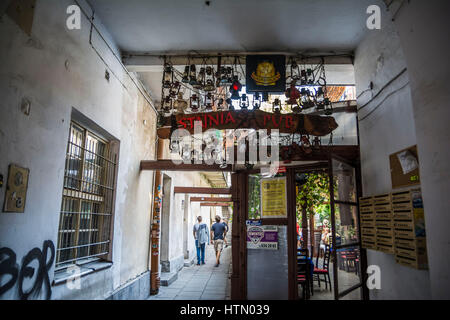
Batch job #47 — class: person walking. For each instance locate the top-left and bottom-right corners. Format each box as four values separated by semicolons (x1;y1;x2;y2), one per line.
193;216;209;265
211;215;226;267
222;218;229;248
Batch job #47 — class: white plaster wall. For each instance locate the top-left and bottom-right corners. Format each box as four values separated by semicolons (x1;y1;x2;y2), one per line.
0;0;156;299
354;11;431;299
388;0;450;300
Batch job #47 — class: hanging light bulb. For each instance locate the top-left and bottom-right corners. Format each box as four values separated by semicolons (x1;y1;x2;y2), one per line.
204;93;213;111
190;94;199;112
182;65;190;83
162;64;173;89
229;76;242;100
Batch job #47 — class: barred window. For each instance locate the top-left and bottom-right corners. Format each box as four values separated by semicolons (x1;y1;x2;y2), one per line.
56;121;117;270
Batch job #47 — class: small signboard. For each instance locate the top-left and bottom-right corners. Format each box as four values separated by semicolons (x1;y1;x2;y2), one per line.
247;225;278;250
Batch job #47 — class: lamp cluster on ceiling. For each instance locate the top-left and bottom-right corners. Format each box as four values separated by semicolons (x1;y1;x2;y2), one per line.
159;56;333;116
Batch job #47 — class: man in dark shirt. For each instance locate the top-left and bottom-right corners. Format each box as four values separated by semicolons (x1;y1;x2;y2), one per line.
210;215;226;267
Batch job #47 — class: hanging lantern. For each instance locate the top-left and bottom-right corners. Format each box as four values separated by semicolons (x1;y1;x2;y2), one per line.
194;67;205;89
313;136;321;149
300;88;315;109
262;92;269;102
162;96;173;116
300;69;307;85
229;76;242;100
290;60;300;81
162;64;173;89
306;68;314;85
285;82;300;105
315;86;325;110
226;98;234;111
253;93;261;110
204;93;213;111
217;98;224;110
189;64;197;86
204;67;215;91
272;98;281;113
240;94;248;110
190;94;199;112
182;65;190;83
174;92;188;114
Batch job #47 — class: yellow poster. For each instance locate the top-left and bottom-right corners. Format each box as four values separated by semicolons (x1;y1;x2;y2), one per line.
261;177;287;218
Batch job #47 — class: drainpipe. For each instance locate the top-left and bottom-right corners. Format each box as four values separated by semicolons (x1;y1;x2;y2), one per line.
150;138;164;294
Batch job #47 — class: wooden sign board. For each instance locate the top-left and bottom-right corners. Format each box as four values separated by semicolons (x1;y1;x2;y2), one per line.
389;145;420;189
157;110;338;139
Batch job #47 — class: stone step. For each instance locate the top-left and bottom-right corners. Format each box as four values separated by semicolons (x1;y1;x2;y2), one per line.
160;272;178;286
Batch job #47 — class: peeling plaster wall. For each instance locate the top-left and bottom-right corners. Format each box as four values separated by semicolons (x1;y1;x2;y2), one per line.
354;11;431;299
0;0;157;300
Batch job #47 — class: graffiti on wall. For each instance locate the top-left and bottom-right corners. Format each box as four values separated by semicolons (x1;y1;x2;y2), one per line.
0;240;55;300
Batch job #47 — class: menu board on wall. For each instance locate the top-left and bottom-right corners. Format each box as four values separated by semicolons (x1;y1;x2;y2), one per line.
260;177;287;218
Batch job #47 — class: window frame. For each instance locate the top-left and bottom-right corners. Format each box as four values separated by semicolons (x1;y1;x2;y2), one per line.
55;120;119;276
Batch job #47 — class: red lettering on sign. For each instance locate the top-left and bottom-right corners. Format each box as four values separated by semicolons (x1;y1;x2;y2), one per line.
208;114;219;127
272;115;280;128
285;116;293;129
264;115;271;126
225;112;236;124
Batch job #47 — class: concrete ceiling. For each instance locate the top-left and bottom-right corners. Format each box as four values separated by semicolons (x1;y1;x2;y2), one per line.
90;0;382;54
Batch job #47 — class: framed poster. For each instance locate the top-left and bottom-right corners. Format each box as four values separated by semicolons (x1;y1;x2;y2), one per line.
246;55;286;93
389;145;420;189
260;177;287;218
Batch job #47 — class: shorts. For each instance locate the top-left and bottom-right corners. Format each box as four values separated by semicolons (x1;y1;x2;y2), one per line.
214;239;224;252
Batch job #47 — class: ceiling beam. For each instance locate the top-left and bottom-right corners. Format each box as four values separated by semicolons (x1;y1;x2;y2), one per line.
123;53;354;71
140;160;233;172
174;187;232;195
190;197;232;202
200;202;232;207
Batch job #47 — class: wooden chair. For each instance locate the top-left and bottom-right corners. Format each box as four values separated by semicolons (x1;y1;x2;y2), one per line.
297;248;313;299
313;244;332;291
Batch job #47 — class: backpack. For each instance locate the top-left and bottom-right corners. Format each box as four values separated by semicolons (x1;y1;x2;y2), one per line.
197;223;209;244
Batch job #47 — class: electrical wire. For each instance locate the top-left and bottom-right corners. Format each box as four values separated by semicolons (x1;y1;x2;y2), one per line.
358;81;410;121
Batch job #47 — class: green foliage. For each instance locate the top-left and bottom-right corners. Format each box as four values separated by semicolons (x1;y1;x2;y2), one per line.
296;172;331;223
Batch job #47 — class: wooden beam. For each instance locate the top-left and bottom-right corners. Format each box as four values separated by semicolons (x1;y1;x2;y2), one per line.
140;160;233;172
190;197;232;202
200;202;232;207
174;187;231;195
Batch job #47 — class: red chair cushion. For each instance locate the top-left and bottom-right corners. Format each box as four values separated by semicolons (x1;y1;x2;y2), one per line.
314;268;328;273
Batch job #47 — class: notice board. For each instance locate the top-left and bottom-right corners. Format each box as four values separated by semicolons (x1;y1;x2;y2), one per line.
260;177;287;218
389;145;420;189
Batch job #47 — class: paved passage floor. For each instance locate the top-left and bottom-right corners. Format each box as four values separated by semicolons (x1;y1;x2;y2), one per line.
148;244;231;300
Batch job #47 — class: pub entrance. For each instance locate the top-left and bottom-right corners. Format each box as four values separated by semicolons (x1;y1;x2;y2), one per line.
230;154;368;300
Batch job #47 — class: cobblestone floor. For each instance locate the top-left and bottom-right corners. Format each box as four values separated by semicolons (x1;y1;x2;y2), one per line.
148;244;231;300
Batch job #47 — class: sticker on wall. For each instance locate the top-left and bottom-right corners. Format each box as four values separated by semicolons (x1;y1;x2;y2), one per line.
247;225;278;250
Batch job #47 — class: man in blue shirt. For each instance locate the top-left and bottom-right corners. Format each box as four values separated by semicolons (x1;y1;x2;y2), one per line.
210;215;227;267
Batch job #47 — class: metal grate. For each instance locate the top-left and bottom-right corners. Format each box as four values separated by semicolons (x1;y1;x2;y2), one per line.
56;122;116;268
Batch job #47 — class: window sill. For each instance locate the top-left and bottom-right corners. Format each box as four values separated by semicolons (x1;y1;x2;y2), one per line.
53;261;113;286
